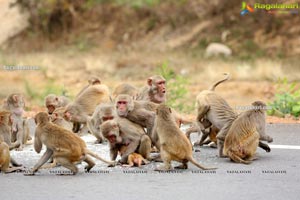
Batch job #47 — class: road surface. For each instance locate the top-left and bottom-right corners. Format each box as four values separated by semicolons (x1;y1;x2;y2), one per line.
1;123;300;200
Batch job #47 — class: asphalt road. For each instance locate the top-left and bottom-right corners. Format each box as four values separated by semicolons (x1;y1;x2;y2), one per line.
1;123;300;200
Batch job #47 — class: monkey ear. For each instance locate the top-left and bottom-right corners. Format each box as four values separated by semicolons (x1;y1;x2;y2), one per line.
147;78;153;86
128;100;134;112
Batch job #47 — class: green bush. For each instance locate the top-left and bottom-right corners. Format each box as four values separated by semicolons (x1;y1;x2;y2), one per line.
157;62;191;112
267;78;300;118
24;80;68;106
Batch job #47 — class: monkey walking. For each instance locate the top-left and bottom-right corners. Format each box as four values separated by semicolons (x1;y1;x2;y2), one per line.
153;104;217;171
25;112;115;176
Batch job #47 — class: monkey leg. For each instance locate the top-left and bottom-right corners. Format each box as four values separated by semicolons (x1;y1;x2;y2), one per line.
40;159;57;169
227;150;251;164
138;135;152;160
259;134;273;143
55;157;78;175
33;149;53;169
208;142;217;148
259;141;271;152
83;155;95;172
72;122;81;133
185;125;199;140
196;129;210;146
2;166;24;173
216;122;233;158
196;105;210;124
155;148;172;171
30;149;53;174
175;160;188;169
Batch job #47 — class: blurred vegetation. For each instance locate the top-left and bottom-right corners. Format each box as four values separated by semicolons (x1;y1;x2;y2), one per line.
24;79;68;106
157;62;192;113
267;78;300;118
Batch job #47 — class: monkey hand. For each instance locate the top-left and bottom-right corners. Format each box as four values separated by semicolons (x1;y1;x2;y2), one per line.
119;157;128;164
267;137;273;143
23;169;36;176
108;161;118;167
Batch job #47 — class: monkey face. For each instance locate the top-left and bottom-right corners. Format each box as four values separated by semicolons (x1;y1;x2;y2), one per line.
156;80;166;96
117;101;129;117
8;94;25;116
47;105;56;114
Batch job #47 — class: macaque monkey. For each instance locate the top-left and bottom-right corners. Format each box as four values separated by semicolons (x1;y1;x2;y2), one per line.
100;119;151;164
186;123;218;148
0;110;19;150
190;73;271;157
153;104;217;171
123;153;149;167
136;75;166;104
87;104;116;144
76;76;102;98
44;94;70;114
113;83;138;100
51;107;73;131
223;101;272;164
26;112;115;175
3;94;30;151
115;94;190;140
64;82;110;133
0;137;24;173
115;94;156;136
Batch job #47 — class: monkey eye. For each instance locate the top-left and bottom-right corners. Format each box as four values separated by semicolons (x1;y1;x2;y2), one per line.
103;116;114;121
118;101;127;104
157;81;165;85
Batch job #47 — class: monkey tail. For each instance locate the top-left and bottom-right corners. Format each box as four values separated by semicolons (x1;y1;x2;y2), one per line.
188;157;217;170
86;149;115;165
209;73;230;91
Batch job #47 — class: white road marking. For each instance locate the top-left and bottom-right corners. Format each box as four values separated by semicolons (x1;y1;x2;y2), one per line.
269;144;300;150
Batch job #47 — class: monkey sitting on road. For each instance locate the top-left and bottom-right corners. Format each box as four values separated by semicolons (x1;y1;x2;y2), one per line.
153;104;217;171
223;101;271;164
0;137;24;173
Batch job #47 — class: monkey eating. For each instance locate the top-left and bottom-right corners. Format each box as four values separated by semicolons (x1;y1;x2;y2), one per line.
122;153;150;167
136;75;166;104
100;119;152;165
44;94;70;115
154;104;217;171
223;101;272;164
51;107;73;131
25;112;115;175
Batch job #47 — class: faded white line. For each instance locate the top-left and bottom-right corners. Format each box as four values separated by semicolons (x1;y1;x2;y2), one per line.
269;144;300;150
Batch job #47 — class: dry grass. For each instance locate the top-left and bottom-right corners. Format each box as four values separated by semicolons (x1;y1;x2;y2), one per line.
1;49;299;116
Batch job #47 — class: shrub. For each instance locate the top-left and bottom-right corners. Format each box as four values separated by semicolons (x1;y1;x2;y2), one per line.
267;78;300;118
157;62;191;112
